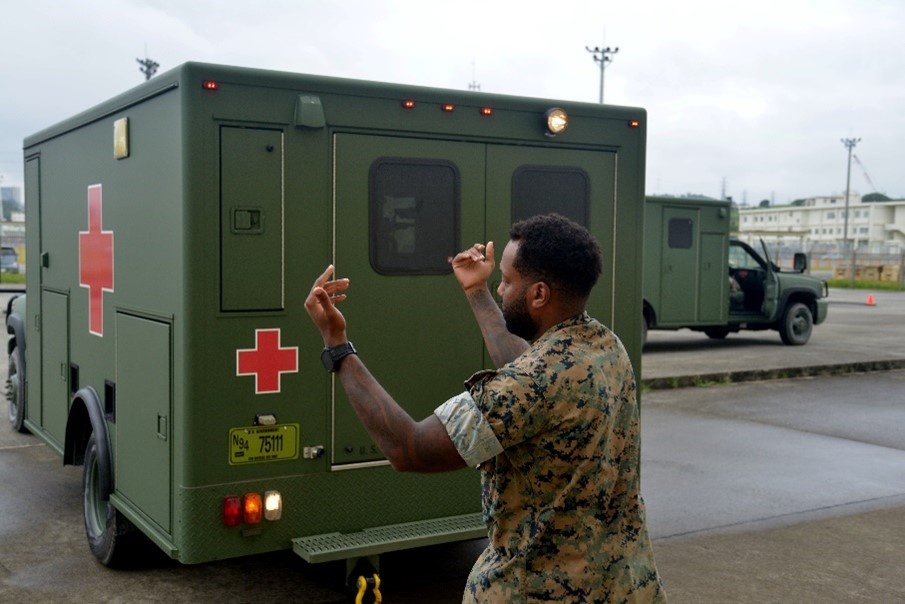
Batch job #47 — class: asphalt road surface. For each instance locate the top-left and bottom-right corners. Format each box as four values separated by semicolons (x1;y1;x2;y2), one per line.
3;288;904;602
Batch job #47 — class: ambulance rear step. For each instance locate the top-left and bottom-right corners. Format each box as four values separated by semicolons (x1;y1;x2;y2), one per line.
292;512;486;563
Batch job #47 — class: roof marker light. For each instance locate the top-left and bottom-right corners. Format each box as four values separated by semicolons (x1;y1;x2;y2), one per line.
202;80;220;91
480;107;493;116
441;103;455;113
401;100;416;109
628;119;641;128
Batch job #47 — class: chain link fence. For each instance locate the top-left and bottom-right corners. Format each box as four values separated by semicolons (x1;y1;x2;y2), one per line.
736;236;905;286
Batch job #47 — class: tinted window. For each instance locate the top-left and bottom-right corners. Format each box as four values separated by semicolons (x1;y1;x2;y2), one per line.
511;166;590;227
369;158;460;275
668;218;693;249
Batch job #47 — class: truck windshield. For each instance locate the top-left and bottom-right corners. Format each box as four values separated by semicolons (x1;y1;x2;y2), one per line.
728;244;764;270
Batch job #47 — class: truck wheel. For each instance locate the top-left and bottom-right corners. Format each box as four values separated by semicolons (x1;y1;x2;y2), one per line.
7;346;27;433
779;302;813;346
83;432;144;568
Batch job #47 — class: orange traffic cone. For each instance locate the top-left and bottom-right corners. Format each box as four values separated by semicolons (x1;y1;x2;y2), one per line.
866;293;876;306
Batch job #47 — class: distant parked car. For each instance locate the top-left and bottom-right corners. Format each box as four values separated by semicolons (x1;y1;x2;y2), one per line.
1;246;20;273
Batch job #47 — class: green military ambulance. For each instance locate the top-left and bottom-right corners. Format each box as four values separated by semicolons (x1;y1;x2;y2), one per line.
7;62;648;571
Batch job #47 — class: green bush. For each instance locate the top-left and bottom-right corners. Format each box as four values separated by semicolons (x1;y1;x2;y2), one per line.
827;278;904;291
0;272;26;285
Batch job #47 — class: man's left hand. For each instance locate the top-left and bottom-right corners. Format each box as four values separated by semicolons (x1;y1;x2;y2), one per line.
305;264;350;347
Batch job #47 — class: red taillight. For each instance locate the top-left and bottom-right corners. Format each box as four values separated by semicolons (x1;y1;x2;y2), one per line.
223;496;241;526
202;80;220;91
243;493;263;524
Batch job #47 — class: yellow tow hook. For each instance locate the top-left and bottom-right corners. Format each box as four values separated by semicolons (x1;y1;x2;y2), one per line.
355;573;381;604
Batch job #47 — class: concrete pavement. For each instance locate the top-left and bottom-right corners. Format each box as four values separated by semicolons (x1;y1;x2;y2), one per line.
639;289;905;602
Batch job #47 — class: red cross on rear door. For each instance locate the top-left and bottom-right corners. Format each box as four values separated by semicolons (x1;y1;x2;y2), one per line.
236;328;299;394
78;184;115;337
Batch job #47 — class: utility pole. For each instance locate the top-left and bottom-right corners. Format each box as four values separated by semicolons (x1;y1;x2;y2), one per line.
585;44;619;103
137;56;159;81
841;137;860;285
468;59;480;91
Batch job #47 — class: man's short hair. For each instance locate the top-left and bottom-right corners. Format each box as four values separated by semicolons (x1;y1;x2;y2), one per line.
509;213;602;299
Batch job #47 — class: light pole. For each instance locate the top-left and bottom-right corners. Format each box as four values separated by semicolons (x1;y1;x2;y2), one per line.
841;137;860;284
585;45;619;104
137;56;159;81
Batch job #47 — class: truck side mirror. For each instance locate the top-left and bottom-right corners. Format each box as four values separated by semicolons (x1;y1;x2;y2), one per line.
793;252;808;273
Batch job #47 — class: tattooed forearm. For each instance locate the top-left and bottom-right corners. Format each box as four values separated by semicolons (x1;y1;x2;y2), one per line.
466;288;529;367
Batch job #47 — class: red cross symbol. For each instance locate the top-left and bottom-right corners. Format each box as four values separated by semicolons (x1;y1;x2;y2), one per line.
79;184;114;337
236;328;299;394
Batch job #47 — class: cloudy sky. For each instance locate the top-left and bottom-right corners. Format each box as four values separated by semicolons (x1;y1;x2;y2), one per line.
1;0;902;204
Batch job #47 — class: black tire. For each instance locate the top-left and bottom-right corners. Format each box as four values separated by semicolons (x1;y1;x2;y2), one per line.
7;345;27;433
779;302;813;346
704;327;730;340
83;433;145;568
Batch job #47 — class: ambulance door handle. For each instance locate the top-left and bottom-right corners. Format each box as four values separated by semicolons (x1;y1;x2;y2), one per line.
41;251;50;268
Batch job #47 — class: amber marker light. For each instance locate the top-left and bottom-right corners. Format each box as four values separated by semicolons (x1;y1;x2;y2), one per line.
628;119;641;128
441;103;455;112
401;99;416;109
243;493;263;524
480;107;493;116
201;80;220;91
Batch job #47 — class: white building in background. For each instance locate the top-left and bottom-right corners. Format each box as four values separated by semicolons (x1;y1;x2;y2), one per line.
738;193;905;252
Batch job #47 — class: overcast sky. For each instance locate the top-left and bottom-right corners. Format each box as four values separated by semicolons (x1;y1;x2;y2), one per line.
1;0;902;204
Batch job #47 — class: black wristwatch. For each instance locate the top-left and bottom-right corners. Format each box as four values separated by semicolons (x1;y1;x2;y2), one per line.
320;342;357;373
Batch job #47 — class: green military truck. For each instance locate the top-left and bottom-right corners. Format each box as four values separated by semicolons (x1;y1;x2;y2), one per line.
642;195;828;346
6;62;648;571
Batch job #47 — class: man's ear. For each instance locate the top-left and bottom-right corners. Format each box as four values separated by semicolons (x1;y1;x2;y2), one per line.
528;281;552;309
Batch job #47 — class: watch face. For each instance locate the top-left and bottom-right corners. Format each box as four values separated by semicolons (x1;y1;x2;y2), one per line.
321;347;335;372
321;343;355;372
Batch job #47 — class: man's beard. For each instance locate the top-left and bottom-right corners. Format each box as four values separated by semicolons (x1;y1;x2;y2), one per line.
503;293;537;342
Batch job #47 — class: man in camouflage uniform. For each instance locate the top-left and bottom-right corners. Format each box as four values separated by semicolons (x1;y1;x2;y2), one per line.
305;214;665;602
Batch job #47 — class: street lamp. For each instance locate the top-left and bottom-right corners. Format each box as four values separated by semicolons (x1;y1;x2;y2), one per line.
585;45;619;104
841;137;860;285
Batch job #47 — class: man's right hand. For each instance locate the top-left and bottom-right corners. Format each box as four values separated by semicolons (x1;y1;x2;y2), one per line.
449;241;495;293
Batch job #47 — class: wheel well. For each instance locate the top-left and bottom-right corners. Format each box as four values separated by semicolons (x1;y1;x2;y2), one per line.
64;398;93;466
642;299;656;327
782;292;817;317
64;388;108;466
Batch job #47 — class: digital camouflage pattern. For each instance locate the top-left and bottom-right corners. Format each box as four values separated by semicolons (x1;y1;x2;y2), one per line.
463;313;665;603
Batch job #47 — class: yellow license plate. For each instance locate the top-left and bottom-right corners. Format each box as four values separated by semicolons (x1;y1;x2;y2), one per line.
229;424;299;465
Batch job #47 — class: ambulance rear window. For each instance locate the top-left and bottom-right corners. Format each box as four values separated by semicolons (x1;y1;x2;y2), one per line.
369;158;460;275
511;166;590;228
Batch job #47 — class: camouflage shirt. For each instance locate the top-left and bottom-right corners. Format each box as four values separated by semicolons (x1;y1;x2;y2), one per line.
436;313;665;603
